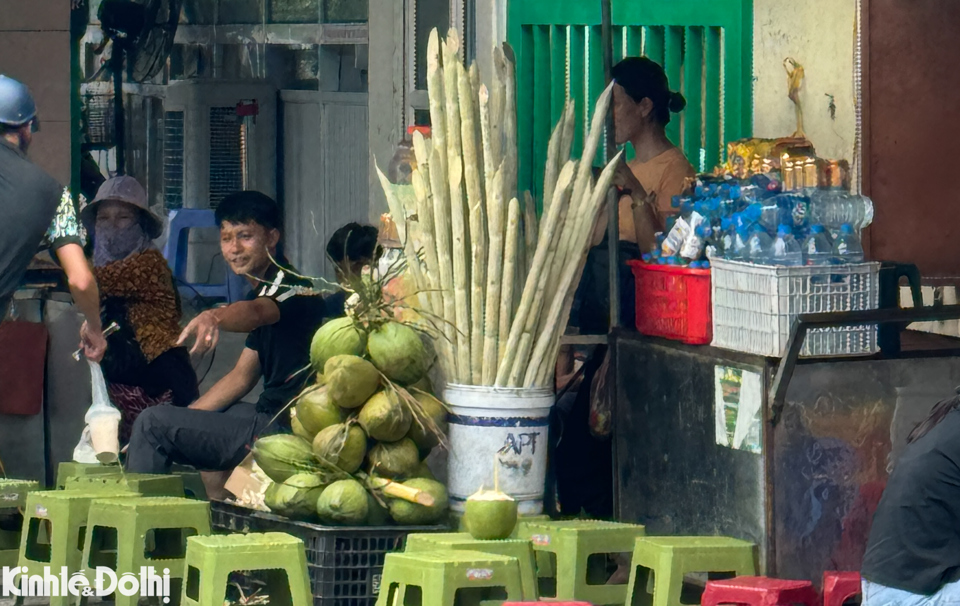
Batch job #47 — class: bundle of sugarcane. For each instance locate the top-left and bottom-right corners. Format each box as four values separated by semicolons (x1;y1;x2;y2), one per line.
377;27;620;389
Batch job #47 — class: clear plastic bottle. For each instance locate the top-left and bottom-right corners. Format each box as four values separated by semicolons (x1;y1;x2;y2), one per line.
770;224;803;266
832;223;865;264
802;224;834;266
746;225;773;264
730;226;751;261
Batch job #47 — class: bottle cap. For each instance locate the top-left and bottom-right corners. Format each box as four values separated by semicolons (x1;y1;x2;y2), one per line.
811;224;825;233
721;217;733;230
841;223;854;234
671;196;680;208
778;224;791;236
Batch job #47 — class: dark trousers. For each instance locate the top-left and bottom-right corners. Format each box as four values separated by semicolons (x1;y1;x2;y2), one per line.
125;401;273;474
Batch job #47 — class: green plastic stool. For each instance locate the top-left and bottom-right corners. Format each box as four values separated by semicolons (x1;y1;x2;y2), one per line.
0;480;39;567
170;466;207;500
65;473;185;497
18;489;138;606
377;550;525;606
626;536;757;606
77;497;211;606
515;519;646;605
182;533;311;606
405;532;539;600
55;462;121;489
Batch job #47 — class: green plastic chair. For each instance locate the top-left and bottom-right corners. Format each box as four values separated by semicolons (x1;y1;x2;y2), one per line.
182;533;312;606
0;480;39;567
626;536;757;606
377;549;525;606
55;462;121;489
405;532;539;600
515;519;646;605
64;473;185;497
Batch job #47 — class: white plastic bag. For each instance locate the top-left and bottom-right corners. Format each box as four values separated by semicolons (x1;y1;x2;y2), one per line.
72;360;122;464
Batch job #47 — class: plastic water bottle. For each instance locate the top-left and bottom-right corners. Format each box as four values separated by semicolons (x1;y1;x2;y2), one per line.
802;224;833;266
746;225;773;264
770;224;803;266
729;226;751;261
832;223;864;264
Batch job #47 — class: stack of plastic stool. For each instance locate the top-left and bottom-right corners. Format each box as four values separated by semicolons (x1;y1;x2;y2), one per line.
171;465;207;500
823;571;862;606
405;532;539;600
627;536;756;606
515;519;646;604
701;576;819;606
64;473;185;497
18;489;138;606
377;550;525;605
182;533;311;606
0;480;39;567
77;497;211;606
55;462;121;489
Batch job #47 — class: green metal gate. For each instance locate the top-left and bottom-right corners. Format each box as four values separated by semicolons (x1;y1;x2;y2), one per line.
508;0;753;200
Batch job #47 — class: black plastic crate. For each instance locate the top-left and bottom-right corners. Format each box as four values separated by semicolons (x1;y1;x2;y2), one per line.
211;500;444;606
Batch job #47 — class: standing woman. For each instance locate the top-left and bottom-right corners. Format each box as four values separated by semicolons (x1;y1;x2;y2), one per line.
80;176;198;442
553;57;694;519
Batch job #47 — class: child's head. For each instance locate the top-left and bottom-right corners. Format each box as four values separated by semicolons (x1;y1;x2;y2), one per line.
326;223;381;282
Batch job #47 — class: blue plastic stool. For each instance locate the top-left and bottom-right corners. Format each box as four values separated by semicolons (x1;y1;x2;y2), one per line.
163;209;249;303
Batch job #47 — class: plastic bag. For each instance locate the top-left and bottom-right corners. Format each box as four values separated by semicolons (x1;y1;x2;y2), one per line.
589;351;613;439
72;360;122;464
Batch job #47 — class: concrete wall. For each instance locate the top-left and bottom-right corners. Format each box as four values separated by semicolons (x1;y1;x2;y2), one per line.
0;0;73;183
753;0;858;163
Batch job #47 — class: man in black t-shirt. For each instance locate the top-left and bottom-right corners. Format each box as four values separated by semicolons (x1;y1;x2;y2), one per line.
126;192;330;475
861;390;960;604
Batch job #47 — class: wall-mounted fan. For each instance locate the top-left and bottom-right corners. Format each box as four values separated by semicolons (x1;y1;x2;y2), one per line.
96;0;183;173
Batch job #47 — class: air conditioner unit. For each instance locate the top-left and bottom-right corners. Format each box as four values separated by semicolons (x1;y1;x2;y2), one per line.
161;81;277;285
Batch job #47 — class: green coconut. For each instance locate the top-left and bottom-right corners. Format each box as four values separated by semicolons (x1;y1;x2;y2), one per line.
366;438;420;480
388;478;449;525
462;488;518;540
412;461;436;480
296;387;342;436
407;392;448;450
365;492;390;526
409;375;434;394
310;317;367;374
263;482;283;511
252;434;321;483
325;355;381;409
265;473;328;520
366;322;428;385
312;423;367;473
290;413;314;442
358;391;412;442
316;479;369;526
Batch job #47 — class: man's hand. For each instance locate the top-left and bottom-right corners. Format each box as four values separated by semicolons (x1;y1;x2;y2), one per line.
177;310;221;355
79;321;107;362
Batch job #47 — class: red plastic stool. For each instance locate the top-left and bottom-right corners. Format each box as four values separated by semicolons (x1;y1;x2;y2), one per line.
702;576;819;606
823;572;862;606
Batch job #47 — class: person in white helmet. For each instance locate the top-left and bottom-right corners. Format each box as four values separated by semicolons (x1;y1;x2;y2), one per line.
0;74;106;360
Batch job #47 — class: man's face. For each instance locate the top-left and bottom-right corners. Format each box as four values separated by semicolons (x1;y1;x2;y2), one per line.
219;220;280;278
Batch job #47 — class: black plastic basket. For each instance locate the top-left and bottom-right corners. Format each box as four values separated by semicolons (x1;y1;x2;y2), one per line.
211;500;444;606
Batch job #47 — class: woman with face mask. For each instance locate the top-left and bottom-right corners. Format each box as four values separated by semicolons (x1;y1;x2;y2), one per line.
79;176;198;442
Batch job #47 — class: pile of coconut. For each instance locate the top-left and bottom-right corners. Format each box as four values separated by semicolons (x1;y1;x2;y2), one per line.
251;313;450;527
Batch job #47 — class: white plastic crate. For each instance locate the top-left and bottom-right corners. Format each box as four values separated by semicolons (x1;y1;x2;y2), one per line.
710;258;880;357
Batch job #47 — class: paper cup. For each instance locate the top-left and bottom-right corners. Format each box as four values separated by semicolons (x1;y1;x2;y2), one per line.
89;416;120;464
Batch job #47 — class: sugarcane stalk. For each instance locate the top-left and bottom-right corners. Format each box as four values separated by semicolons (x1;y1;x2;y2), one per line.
490;48;506;178
377;166;432;313
426;29;449;193
460;61;486;385
569;82;614;225
497;197;521;366
523;190;538;274
542;104;568;218
429;147;457;360
469;62;484;191
559;100;576;168
480;86;498;219
526;152;623;386
496;161;576;386
482;166;505;385
501;43;518;204
508;171;574;385
411;168;444;324
442;31;471;383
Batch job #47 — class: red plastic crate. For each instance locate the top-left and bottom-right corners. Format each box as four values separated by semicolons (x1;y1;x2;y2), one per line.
628;260;712;345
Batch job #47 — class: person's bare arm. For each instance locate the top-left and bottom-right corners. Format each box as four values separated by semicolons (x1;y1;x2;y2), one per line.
54;243;107;361
189;347;261;411
178;298;280;355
